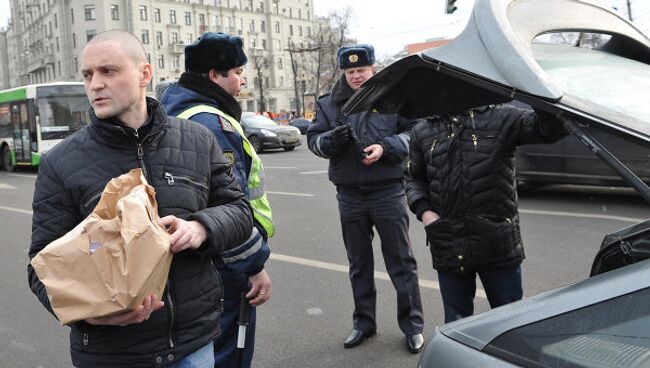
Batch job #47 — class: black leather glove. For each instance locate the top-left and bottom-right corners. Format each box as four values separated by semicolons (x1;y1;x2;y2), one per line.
330;124;352;151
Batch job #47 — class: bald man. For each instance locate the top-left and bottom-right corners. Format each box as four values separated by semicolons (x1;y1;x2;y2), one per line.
28;30;253;367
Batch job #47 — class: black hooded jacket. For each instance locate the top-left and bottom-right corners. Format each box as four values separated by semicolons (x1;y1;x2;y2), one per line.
28;98;253;367
405;105;566;273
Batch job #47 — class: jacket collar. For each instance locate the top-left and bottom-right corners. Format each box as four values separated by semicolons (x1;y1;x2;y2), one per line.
178;72;242;121
89;97;168;147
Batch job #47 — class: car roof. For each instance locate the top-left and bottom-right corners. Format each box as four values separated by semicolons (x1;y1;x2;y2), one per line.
342;0;650;141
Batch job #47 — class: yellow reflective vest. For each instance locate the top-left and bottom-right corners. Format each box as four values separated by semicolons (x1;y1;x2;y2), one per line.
177;105;274;237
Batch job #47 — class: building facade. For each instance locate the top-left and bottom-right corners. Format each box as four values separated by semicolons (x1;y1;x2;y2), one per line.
1;0;322;112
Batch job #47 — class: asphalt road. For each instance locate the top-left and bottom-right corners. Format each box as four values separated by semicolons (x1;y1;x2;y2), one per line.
1;135;648;367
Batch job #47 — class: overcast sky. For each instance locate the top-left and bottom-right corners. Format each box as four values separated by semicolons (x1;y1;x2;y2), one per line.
0;0;648;57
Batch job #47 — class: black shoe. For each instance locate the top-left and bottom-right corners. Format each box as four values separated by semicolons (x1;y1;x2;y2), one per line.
343;329;376;348
406;333;425;353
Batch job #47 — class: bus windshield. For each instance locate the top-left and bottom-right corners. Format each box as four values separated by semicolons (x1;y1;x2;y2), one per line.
36;85;90;137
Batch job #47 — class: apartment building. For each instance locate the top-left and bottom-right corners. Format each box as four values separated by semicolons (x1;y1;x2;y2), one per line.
1;0;323;112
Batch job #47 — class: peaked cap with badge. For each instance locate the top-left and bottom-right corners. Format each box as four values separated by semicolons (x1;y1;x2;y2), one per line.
337;44;375;70
185;32;248;73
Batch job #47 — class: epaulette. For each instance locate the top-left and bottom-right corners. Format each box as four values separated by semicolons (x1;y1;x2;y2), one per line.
317;92;331;100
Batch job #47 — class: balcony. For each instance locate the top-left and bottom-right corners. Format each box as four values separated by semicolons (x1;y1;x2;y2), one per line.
169;43;185;54
26;56;46;73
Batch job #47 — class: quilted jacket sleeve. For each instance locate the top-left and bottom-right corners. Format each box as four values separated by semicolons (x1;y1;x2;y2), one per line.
28;154;73;318
405;120;434;221
188;134;254;259
378;115;418;164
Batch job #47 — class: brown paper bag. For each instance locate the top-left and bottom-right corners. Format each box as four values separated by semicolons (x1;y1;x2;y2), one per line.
31;168;172;325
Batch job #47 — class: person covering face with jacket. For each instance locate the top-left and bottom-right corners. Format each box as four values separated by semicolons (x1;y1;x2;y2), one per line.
27;30;253;368
307;44;425;354
160;32;273;368
405;104;567;323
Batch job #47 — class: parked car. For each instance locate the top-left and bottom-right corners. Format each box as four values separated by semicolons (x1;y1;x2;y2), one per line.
289;117;312;134
343;0;650;367
240;112;302;152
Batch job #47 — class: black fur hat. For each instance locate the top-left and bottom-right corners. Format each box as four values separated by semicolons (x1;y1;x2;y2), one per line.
337;44;375;69
185;32;248;73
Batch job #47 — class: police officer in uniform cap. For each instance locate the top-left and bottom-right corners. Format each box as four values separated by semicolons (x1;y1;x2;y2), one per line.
307;44;425;353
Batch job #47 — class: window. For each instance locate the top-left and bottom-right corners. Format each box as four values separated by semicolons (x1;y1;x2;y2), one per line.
170;32;179;44
214;16;220;31
298;8;301;19
57;61;61;76
248;19;255;32
289;25;293;36
158;55;165;69
275;21;280;33
86;29;97;42
111;5;119;20
139;5;147;21
307;10;310;20
273;2;278;14
170;10;176;24
70;8;74;23
56;37;59;51
186;33;193;44
307;27;311;37
260;20;266;33
251;38;256;48
54;13;57;27
184;11;191;25
262;39;266;50
279;76;284;87
154;8;160;22
84;5;96;21
277;58;283;70
156;31;163;46
173;57;180;70
72;33;76;48
141;29;149;44
199;13;205;26
298;26;302;36
146;53;151;63
74;57;78;73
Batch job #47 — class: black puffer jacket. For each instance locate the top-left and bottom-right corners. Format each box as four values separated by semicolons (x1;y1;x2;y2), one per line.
406;105;565;273
307;75;416;186
28;98;253;367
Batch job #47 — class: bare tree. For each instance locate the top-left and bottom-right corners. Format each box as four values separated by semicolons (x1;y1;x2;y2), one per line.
248;48;268;112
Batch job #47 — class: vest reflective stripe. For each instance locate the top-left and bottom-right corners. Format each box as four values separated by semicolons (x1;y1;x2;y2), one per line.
177;105;275;237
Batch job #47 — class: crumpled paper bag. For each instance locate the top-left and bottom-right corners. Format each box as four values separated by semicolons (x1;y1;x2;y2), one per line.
31;168;172;325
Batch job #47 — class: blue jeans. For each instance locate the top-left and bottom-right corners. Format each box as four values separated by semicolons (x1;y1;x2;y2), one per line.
437;265;523;323
169;342;214;368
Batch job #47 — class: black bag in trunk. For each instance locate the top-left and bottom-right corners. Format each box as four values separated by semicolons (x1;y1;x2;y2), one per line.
590;219;650;277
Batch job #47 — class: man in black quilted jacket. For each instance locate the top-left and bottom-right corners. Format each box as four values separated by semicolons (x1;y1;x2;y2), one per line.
405;104;566;324
27;30;253;367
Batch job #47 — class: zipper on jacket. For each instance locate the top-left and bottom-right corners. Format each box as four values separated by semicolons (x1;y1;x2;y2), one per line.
83;191;102;209
471;134;478;152
164;172;208;190
166;283;176;349
429;139;438;159
83;333;89;346
134;129;150;180
469;110;476;129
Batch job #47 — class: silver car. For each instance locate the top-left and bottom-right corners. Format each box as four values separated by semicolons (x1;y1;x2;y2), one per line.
344;0;650;367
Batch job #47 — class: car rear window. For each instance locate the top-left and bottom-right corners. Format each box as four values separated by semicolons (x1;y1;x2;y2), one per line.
483;287;650;367
532;44;650;135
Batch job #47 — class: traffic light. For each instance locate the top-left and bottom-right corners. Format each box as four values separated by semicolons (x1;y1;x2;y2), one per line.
445;0;458;14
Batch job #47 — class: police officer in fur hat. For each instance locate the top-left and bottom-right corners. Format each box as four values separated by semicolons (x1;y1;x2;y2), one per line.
307;45;425;353
160;32;274;368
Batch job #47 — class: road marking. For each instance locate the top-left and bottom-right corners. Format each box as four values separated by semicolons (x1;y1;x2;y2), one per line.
269;253;487;299
300;170;328;175
267;191;314;197
519;209;643;223
7;173;37;178
0;205;32;215
263;167;297;169
0;183;17;189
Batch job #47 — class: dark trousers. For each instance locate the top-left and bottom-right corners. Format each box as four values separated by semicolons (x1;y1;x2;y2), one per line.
437;265;523;323
213;267;255;368
336;184;424;335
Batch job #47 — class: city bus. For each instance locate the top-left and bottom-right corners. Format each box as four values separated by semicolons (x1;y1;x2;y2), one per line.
0;82;91;171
